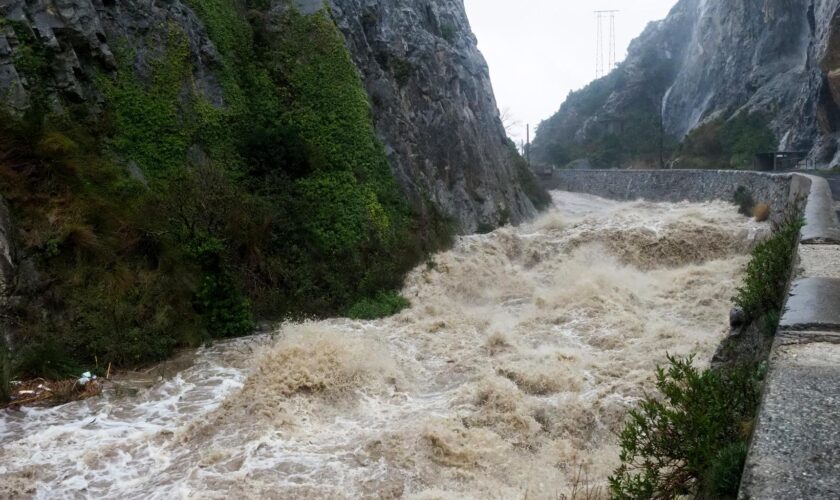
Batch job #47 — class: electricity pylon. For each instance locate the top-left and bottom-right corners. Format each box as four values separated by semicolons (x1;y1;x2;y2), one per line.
594;10;619;78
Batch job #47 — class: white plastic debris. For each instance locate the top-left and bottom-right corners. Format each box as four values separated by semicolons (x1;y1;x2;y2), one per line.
78;371;97;386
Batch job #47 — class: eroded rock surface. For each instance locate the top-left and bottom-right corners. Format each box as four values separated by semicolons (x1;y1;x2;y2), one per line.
533;0;840;168
327;0;537;230
0;0;538;232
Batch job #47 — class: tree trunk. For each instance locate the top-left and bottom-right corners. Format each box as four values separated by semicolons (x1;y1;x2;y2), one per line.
0;332;10;403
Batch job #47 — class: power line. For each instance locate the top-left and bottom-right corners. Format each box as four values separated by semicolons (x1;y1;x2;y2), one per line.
594;10;619;78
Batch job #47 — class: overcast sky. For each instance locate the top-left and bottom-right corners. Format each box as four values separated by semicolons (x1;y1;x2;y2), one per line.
463;0;677;144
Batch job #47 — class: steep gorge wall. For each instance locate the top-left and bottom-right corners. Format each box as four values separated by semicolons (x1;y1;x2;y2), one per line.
327;0;541;230
533;0;840;168
0;0;545;371
0;0;538;232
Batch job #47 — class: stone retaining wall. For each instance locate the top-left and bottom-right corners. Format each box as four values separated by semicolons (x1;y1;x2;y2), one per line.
540;169;795;221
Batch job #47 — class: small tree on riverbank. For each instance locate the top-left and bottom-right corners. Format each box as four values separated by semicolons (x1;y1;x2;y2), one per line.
609;356;764;499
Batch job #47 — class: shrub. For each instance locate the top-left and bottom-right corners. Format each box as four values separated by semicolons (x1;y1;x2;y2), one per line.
752;203;770;222
392;58;412;87
196;272;255;338
679;114;776;170
609;356;763;499
346;291;410;320
722;114;776;169
733;186;755;216
12;339;84;380
707;442;749;497
1;1;450;380
440;22;457;43
510;143;552;211
734;217;802;319
100;28;192;178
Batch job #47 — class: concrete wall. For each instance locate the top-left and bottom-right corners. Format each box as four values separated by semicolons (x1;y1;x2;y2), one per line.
739;175;840;499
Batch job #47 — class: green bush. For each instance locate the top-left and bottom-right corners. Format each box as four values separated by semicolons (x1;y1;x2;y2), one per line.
392;58;412;87
733;186;756;216
346;291;410;320
734;218;802;319
679;114;776;169
509;142;552;211
707;442;749;497
100;28;192;178
609;356;763;499
723;115;777;169
12;339;84;380
440;23;457;43
196;272;254;338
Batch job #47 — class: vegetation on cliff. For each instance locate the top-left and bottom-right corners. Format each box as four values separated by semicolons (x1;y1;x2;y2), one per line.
533;58;777;171
0;3;450;379
533;73;678;169
678;114;777;170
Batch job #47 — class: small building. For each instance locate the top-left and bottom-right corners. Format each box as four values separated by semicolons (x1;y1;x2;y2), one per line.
753;151;812;171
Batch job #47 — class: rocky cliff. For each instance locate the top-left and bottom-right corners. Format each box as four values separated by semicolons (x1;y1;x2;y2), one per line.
327;0;542;230
0;0;541;232
0;0;546;372
532;0;840;169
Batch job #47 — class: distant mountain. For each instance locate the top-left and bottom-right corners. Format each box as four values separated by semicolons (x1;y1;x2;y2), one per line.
532;0;840;169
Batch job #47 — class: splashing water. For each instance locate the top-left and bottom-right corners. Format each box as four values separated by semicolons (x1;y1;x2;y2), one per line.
0;192;765;499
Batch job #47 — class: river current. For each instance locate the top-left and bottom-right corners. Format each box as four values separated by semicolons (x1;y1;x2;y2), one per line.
0;192;765;499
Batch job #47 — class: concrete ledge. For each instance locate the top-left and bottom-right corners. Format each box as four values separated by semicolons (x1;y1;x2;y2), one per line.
798;175;840;244
797;245;840;279
739;342;840;500
778;278;840;333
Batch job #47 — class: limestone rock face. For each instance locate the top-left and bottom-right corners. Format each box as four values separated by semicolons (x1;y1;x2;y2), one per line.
0;0;537;233
533;0;840;168
325;0;537;231
0;0;224;112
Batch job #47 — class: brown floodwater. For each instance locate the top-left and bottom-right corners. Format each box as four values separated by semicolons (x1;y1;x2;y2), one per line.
0;192;766;499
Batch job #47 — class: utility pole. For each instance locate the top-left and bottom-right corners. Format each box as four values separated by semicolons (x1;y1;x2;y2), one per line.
525;124;532;168
659;94;665;169
594;10;619;78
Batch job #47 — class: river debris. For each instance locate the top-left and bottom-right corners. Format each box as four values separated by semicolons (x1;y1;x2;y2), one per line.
2;376;103;409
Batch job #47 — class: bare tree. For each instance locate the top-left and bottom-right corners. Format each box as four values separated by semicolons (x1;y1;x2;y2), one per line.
499;107;521;137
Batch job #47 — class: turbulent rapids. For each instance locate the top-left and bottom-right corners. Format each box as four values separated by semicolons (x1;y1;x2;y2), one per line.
0;192;766;499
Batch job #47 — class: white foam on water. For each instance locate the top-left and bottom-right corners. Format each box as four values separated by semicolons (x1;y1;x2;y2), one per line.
0;192;765;499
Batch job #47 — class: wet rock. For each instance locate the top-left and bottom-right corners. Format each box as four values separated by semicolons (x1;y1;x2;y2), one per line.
729;307;747;330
